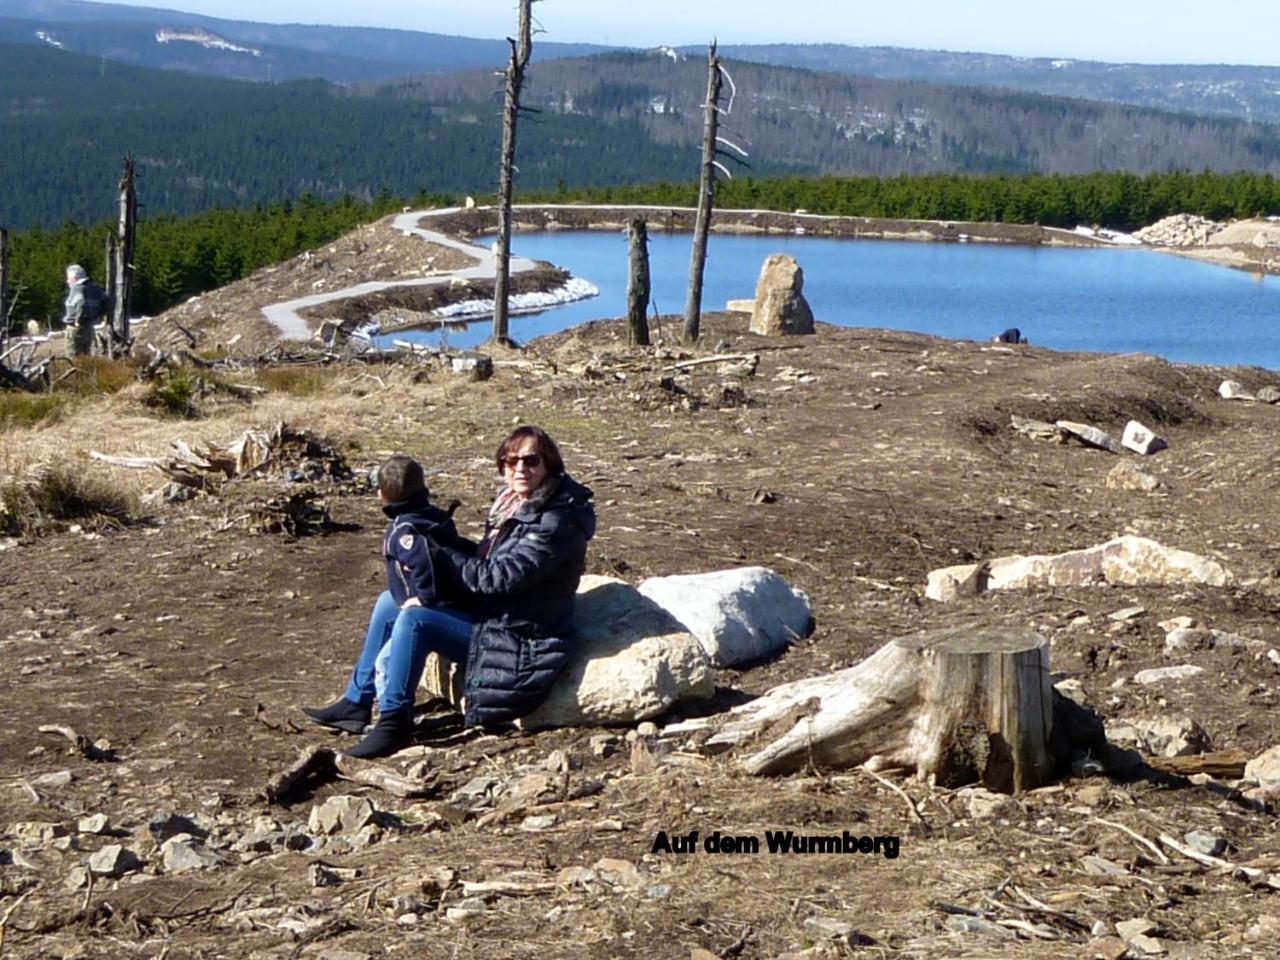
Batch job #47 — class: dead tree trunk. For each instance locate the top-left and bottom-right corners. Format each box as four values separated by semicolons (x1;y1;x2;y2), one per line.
682;43;722;347
667;626;1056;793
0;228;9;354
104;233;117;325
626;218;651;346
111;157;137;358
491;0;534;346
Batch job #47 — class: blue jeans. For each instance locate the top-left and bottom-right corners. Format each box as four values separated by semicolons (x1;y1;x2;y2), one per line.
343;591;476;713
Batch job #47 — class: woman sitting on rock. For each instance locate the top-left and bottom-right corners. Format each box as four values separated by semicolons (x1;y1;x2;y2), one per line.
304;425;596;757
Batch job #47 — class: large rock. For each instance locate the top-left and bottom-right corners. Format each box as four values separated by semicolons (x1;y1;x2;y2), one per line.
519;577;714;729
1121;420;1168;456
926;535;1232;601
1056;420;1123;454
1245;745;1280;788
748;254;814;336
1106;717;1211;757
637;567;813;667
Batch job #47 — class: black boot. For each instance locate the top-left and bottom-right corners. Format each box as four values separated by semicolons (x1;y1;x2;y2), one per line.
345;708;414;759
301;698;371;735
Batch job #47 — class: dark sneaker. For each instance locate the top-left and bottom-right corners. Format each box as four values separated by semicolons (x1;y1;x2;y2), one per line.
345;709;414;759
301;698;371;735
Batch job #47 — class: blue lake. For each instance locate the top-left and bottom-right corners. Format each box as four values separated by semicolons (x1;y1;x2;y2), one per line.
380;231;1280;369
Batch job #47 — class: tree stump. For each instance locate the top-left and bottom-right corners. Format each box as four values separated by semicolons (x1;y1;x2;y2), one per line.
673;625;1055;793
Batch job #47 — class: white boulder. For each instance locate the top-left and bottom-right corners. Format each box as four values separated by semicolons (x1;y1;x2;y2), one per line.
926;535;1232;602
637;566;814;667
1121;420;1168;455
520;577;714;728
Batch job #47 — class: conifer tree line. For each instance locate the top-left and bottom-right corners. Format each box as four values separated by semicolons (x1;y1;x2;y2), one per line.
4;170;1279;331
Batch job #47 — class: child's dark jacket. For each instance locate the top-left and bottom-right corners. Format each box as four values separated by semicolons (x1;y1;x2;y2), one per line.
382;491;472;607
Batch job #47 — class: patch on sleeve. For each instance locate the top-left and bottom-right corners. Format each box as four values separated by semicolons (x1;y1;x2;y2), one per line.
399;533;416;551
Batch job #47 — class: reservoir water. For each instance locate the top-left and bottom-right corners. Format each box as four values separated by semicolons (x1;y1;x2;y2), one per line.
379;231;1280;369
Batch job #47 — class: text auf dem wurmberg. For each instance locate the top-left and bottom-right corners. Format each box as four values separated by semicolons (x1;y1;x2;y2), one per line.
652;829;901;858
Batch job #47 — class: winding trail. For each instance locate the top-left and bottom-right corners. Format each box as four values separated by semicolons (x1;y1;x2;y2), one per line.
260;208;540;340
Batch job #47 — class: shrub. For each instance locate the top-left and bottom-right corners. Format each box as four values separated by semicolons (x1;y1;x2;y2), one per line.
0;464;136;537
0;393;67;428
61;357;141;396
144;370;198;418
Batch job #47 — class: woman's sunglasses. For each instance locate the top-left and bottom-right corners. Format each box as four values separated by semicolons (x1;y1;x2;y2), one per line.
502;453;542;469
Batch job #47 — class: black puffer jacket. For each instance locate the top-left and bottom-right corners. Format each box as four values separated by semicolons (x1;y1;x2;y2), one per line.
433;474;596;726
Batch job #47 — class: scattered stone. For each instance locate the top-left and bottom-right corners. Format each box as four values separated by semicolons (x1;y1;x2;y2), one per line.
1183;830;1227;857
1084;937;1130;960
926;536;1232;602
1218;380;1254;401
945;915;1014;939
590;734;618;758
958;786;1019;820
637;721;659;736
63;866;90;892
1056;420;1123;454
447;351;493;381
88;843;143;877
451;776;499;802
637;566;814;667
1133;665;1205;685
1245;745;1280;787
1121;419;1168;455
148;813;206;843
1083;855;1129;877
557;866;598;887
803;916;858;940
308;795;377;837
351;823;383;850
644;882;671;899
520;814;557;831
1106;460;1162;492
315;950;372;960
31;770;73;789
1009;414;1063;441
1158;615;1196;632
161;836;221;874
1109;605;1146;622
1258;385;1280;404
1117;918;1158;941
520;576;714;728
1135;214;1223;247
76;814;110;835
748;253;815;336
445;896;488;921
13;821;66;844
1106;717;1211;758
592;857;645;889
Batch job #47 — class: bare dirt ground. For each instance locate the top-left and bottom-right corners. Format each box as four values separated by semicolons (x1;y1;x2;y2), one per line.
3;222;1280;958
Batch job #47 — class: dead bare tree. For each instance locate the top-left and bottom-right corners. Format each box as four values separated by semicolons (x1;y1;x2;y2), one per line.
683;45;746;346
0;227;9;355
492;0;537;346
110;157;137;358
626;218;651;346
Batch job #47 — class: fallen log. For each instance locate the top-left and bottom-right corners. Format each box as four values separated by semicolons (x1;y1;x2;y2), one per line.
666;625;1057;792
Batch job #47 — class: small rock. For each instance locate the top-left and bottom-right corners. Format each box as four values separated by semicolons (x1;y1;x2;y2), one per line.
1133;665;1204;685
31;770;74;789
1083;855;1129;877
803;916;857;940
451;776;499;802
636;721;659;736
77;814;110;835
1219;380;1254;400
1258;385;1280;404
88;843;142;877
1109;605;1146;622
1106;717;1210;758
520;814;557;832
644;882;672;899
445;896;488;921
1116;918;1158;942
1084;937;1130;960
1091;920;1111;937
64;866;90;892
945;915;1015;939
1106;460;1162;492
148;813;206;843
13;821;67;844
315;950;372;960
1158;615;1196;632
1121;419;1168;455
1245;745;1280;786
308;795;376;837
592;857;645;889
1183;830;1226;857
557;866;598;887
590;734;618;758
160;836;220;874
959;787;1019;820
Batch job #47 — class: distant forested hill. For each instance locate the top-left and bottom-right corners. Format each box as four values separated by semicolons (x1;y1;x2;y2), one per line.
388;51;1280;179
0;44;699;228
709;45;1280;125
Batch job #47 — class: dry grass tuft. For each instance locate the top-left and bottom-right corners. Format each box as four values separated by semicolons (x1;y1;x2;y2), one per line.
0;461;137;536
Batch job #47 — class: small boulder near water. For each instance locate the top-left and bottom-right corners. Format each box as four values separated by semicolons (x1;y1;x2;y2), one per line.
749;254;815;336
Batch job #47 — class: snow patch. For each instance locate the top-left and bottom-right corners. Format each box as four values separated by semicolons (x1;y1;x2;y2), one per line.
35;30;64;49
434;276;599;321
155;28;261;57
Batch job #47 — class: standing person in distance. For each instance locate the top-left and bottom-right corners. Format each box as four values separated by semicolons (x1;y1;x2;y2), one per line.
62;264;109;359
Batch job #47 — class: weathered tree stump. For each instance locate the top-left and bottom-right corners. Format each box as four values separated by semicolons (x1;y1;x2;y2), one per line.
672;625;1055;792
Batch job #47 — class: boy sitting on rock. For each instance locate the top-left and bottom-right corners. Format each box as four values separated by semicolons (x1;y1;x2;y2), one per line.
302;454;473;757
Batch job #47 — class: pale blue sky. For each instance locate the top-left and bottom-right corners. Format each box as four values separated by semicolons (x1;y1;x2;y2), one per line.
104;1;1280;65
